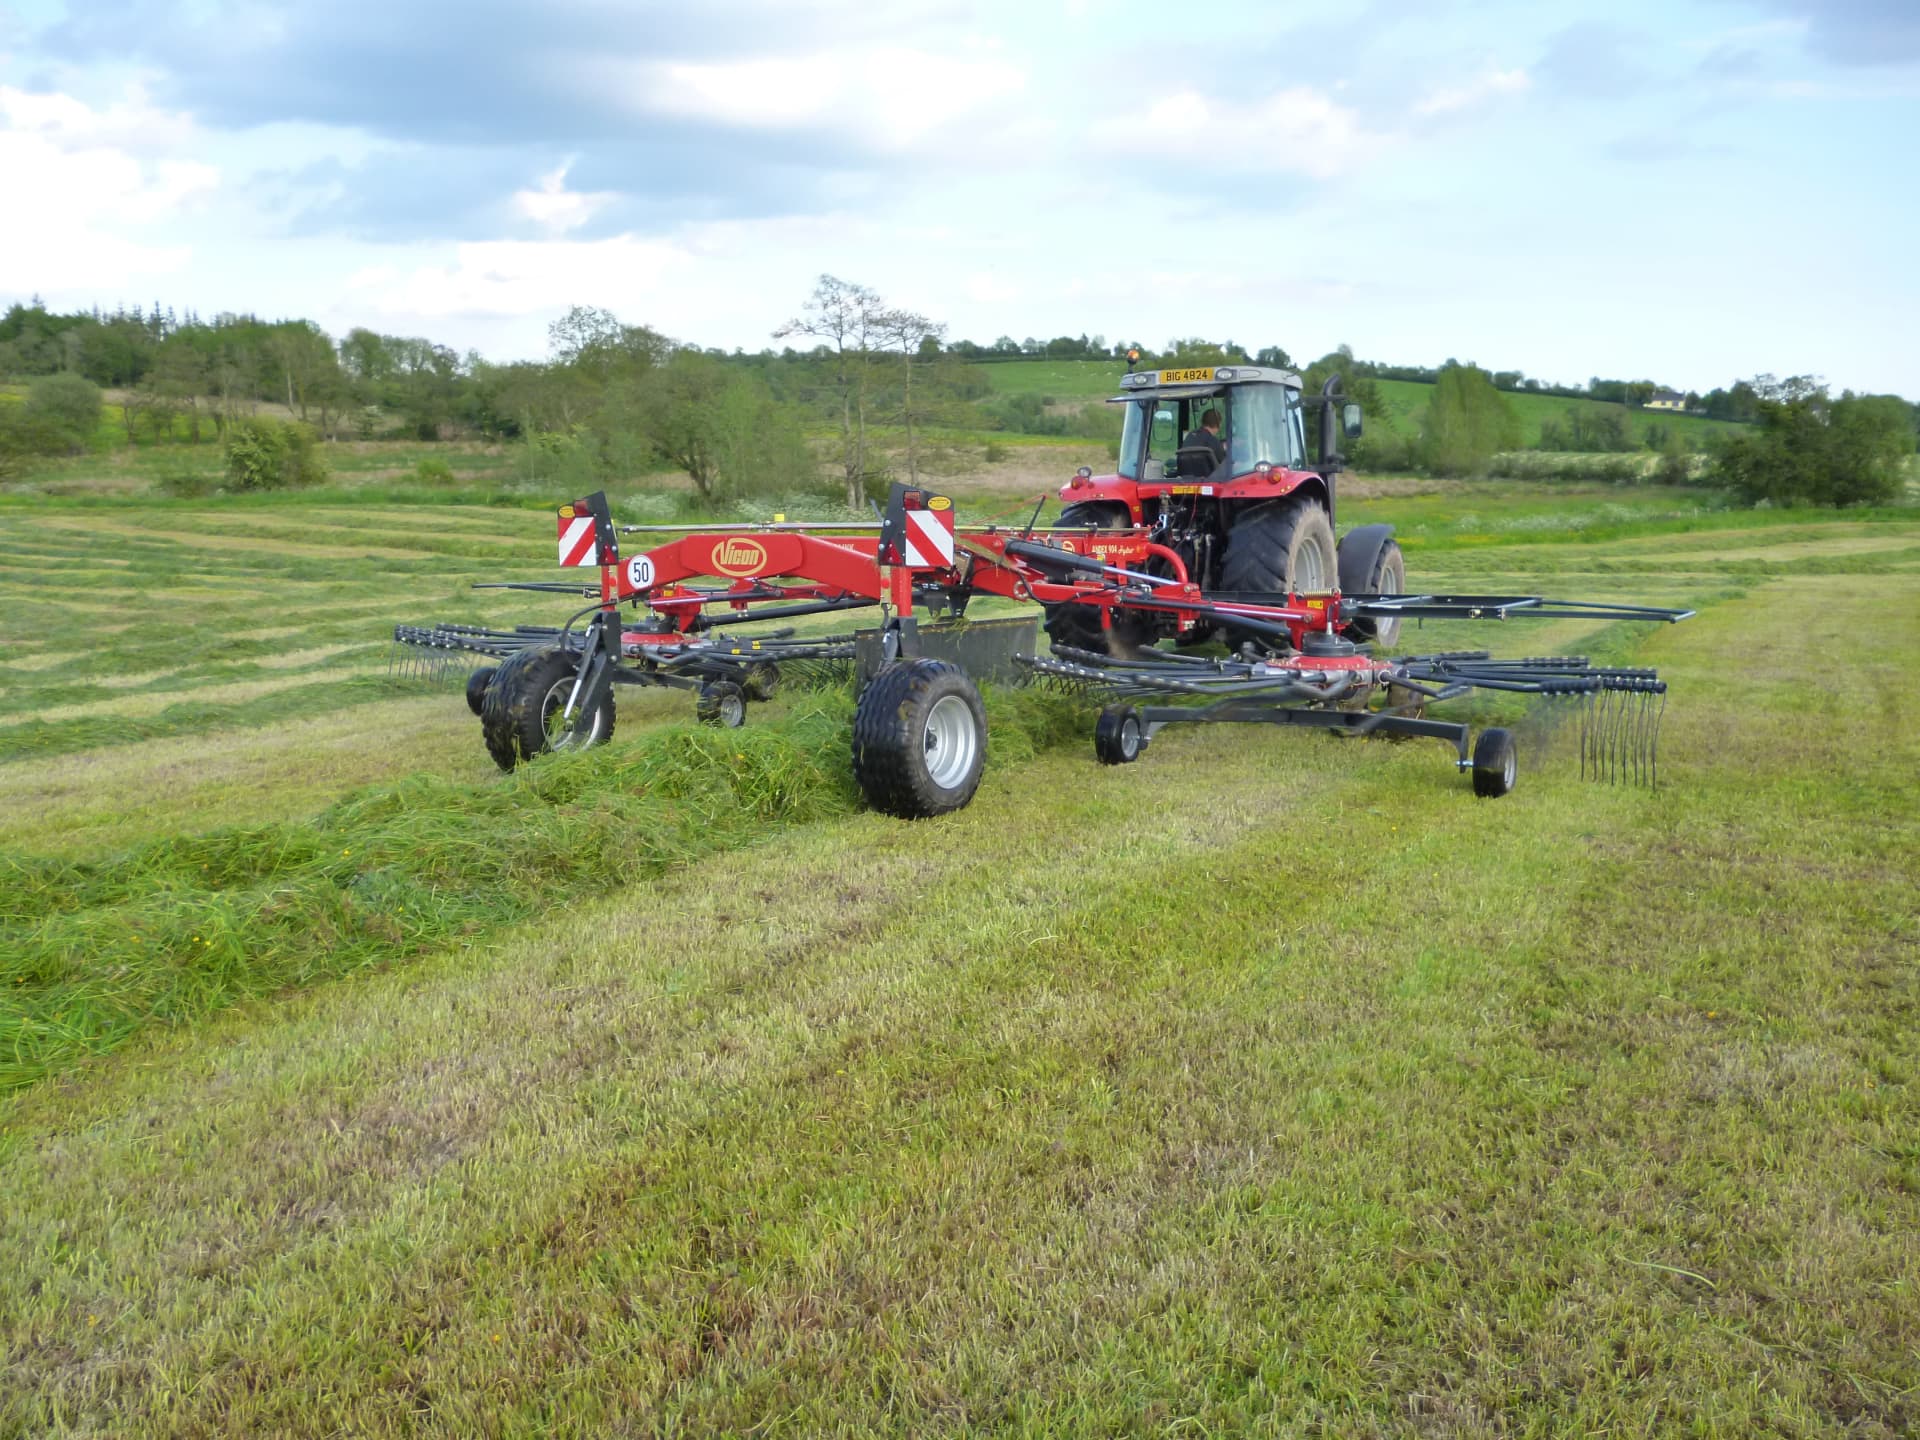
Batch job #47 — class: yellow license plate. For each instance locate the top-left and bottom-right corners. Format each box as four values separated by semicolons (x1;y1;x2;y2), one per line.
1160;367;1214;384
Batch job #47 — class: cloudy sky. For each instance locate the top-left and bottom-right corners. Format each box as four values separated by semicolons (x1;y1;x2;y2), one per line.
2;0;1916;395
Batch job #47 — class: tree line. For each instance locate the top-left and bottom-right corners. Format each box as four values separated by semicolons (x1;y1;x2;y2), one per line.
3;292;1913;507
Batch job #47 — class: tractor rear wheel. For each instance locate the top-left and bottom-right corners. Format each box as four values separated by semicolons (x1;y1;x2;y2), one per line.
1043;502;1155;659
1219;496;1337;650
851;660;987;818
480;645;615;771
1472;727;1517;798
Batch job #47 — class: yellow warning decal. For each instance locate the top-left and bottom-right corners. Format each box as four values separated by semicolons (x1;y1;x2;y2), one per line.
558;504;575;519
928;495;952;511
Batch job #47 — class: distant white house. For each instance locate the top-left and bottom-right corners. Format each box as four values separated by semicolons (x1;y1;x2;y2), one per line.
1645;388;1687;412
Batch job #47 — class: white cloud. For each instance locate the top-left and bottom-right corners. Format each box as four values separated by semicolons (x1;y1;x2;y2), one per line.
511;162;615;235
344;233;693;318
1414;67;1531;117
636;47;1027;150
0;85;216;289
1120;88;1389;179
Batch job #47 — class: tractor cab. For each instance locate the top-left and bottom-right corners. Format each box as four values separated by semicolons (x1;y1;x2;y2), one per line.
1111;367;1310;483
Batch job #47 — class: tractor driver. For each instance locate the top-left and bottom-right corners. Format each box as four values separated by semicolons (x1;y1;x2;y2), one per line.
1180;407;1226;474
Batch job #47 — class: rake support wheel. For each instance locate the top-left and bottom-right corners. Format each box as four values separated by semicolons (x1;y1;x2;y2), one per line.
697;680;747;728
465;665;497;717
851;660;987;818
1472;727;1517;798
480;645;614;771
1094;704;1146;765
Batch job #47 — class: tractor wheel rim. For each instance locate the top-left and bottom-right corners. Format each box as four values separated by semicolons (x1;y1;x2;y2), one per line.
923;694;978;790
541;676;594;749
1296;537;1327;592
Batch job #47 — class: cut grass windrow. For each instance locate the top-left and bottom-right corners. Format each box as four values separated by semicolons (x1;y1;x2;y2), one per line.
0;686;1090;1092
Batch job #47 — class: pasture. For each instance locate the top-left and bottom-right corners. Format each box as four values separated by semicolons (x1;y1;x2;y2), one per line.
1;474;1916;1435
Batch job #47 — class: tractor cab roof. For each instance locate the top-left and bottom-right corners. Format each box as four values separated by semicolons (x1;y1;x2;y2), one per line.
1108;365;1302;404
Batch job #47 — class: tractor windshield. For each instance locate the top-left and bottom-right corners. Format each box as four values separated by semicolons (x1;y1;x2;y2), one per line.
1117;384;1306;479
1227;384;1305;471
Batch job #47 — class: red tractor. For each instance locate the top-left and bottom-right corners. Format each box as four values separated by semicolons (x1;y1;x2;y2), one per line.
1045;365;1404;656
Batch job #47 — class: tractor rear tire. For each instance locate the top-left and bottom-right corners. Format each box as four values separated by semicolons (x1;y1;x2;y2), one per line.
1219;497;1337;650
851;660;987;818
1472;727;1517;798
1043;502;1155;659
697;680;747;728
1342;539;1406;649
465;665;497;717
1094;704;1146;765
481;646;614;771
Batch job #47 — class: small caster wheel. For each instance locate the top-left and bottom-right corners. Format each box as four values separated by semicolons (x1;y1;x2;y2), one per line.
743;661;780;702
1472;726;1516;798
1094;704;1146;765
696;680;746;729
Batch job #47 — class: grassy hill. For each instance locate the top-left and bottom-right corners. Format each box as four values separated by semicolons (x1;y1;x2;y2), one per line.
974;361;1745;451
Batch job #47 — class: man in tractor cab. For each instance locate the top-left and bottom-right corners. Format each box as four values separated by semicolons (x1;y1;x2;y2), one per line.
1178;407;1226;476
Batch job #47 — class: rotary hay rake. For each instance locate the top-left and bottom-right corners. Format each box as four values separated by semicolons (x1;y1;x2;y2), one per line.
392;483;1691;817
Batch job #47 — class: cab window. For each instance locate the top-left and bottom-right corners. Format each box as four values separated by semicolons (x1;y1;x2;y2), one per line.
1227;385;1302;471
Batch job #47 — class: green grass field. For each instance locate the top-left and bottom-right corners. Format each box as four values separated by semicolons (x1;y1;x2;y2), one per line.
975;361;1745;451
2;471;1916;1435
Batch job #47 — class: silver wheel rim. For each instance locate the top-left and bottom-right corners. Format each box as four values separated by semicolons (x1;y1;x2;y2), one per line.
1503;747;1516;789
540;675;598;749
1294;531;1330;592
1376;553;1404;643
1122;715;1141;758
923;694;979;790
722;693;744;727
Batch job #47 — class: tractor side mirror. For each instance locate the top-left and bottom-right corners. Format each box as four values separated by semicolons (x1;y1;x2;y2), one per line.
1342;403;1363;440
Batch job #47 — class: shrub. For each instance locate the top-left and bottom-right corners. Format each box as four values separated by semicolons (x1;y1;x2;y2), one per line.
24;373;102;452
1419;363;1520;476
413;456;456;484
222;416;328;491
1711;392;1911;507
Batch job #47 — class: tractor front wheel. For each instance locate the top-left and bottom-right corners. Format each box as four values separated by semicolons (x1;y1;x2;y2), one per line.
480;646;615;771
851;660;987;818
1043;502;1156;659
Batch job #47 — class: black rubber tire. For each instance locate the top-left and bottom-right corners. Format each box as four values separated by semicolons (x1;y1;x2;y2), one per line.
696;680;747;728
1342;538;1406;648
1472;727;1517;798
1219;496;1337;650
465;665;497;717
1093;704;1146;765
1042;502;1156;659
742;661;780;702
851;660;987;818
480;646;614;771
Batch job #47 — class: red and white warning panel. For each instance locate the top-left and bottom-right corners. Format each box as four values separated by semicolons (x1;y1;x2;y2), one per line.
903;500;955;569
558;506;598;567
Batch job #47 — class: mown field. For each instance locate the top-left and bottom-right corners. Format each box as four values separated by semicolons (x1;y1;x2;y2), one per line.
2;472;1916;1435
975;360;1745;450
